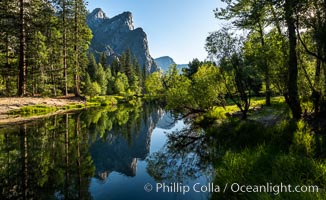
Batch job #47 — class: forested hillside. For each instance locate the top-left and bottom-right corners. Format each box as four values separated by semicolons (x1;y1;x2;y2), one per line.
0;0;93;97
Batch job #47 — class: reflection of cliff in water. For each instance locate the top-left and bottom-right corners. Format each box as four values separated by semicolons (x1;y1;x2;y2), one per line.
156;112;176;130
89;104;164;179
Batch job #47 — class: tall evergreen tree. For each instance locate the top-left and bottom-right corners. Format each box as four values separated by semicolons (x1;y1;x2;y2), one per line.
18;0;27;96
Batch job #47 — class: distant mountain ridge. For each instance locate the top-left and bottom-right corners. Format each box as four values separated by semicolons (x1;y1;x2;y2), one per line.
87;8;158;73
154;56;188;72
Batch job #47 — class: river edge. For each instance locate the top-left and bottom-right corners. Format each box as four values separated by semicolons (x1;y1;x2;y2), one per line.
0;96;113;126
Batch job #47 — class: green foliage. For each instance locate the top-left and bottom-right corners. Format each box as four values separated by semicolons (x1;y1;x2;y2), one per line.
166;75;194;111
91;82;101;98
83;50;144;97
192;64;225;110
290;120;315;157
86;82;101;98
0;0;92;97
114;72;129;95
207;117;326;200
145;72;163;96
87;54;98;81
89;96;118;106
9;105;57;116
212;145;326;200
95;63;108;95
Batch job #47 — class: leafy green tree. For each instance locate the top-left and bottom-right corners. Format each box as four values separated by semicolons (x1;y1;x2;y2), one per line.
184;58;215;79
95;63;107;95
192;64;225;110
83;73;101;98
114;72;129;95
206;29;254;119
214;0;272;105
165;75;194;113
105;67;114;94
145;72;163;96
163;64;179;89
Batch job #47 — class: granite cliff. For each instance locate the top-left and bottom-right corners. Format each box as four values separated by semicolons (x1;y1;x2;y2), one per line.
87;8;158;73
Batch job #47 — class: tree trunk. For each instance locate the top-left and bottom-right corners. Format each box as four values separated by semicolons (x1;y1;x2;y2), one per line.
5;0;11;95
258;21;271;106
63;0;68;96
74;0;80;97
285;0;302;120
312;55;321;113
18;0;27;96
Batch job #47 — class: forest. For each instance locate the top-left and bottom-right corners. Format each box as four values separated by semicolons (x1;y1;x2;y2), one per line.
145;0;326;122
1;0;326;199
0;0;145;99
1;0;326;122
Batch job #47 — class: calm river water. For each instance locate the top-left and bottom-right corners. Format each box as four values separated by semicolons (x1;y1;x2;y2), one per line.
0;103;212;200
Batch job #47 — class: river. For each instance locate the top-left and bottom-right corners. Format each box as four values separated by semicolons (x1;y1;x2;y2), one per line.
0;103;212;200
2;102;325;199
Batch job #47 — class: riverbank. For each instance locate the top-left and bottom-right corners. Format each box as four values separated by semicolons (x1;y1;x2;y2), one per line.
0;96;89;126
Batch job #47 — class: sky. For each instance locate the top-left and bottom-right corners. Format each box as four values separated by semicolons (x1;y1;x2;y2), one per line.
87;0;223;64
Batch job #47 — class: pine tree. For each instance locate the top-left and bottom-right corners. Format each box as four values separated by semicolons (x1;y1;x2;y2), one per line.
0;0;17;96
87;54;98;81
100;52;108;69
18;0;27;96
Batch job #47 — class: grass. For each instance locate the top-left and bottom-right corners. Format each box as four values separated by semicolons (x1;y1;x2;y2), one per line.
201;96;289;127
9;105;58;116
9;96;119;117
207;117;326;200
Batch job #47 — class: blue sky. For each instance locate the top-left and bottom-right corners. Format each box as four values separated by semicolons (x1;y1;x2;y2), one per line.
87;0;223;64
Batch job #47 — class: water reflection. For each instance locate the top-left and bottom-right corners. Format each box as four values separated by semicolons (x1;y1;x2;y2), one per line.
89;104;163;179
0;113;95;200
147;127;213;182
1;103;209;200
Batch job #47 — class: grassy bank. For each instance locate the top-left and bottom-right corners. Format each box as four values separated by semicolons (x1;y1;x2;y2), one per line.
6;96;119;117
195;97;326;199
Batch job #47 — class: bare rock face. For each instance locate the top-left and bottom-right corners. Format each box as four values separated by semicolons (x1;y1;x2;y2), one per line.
154;56;188;73
87;8;158;73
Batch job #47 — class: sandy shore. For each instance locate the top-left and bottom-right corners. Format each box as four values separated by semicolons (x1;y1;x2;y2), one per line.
0;96;85;126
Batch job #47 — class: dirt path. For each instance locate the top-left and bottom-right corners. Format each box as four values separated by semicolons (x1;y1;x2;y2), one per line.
0;96;85;125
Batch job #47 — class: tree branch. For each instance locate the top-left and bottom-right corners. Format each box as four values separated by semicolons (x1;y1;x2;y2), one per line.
296;14;326;63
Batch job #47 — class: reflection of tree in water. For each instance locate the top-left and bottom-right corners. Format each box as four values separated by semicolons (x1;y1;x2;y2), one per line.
0;102;166;198
0;113;95;200
147;126;213;182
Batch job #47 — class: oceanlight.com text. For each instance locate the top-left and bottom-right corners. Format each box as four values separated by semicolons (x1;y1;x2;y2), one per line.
144;182;319;195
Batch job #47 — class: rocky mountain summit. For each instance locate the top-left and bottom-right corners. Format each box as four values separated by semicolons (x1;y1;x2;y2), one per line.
87;8;158;73
154;56;188;72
